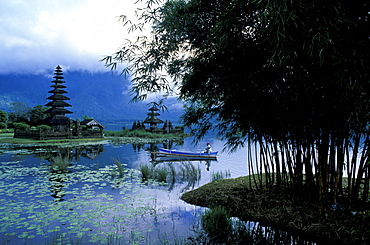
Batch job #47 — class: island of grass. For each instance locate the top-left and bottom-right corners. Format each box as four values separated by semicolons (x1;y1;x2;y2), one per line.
181;176;370;245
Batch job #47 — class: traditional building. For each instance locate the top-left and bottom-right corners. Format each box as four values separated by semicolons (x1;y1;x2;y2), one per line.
143;105;164;130
14;65;105;139
44;65;73;132
133;104;183;134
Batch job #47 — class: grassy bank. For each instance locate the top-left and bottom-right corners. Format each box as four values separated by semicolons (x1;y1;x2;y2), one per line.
181;176;370;245
0;130;190;145
104;129;189;139
0;133;106;145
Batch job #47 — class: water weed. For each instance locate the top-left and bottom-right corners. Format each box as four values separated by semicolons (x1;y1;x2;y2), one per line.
112;157;126;178
49;154;71;173
201;206;232;243
140;162;201;189
211;170;231;182
0;159;170;244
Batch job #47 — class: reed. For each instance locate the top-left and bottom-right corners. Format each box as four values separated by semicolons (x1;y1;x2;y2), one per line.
112;157;125;178
49;154;70;173
201;206;232;243
140;164;152;180
155;165;168;183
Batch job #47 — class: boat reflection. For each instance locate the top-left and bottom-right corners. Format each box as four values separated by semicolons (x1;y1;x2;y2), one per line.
151;154;217;171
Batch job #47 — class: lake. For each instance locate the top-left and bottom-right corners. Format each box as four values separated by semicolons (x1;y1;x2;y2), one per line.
0;137;315;244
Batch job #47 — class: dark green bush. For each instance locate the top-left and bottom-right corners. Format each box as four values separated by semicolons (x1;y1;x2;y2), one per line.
13;122;30;130
37;124;51;131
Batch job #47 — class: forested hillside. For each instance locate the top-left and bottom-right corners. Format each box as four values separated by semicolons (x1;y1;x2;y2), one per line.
0;71;183;124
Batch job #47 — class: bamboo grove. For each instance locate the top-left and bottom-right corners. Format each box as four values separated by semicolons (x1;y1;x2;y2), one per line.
102;0;370;213
247;134;370;214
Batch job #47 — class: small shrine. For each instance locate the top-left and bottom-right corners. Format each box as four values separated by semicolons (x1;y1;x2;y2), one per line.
143;105;164;130
14;66;105;140
131;104;184;134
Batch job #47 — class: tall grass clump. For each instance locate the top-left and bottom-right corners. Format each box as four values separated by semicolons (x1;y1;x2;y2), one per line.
179;162;201;182
201;206;232;243
140;164;152;180
154;165;168;183
112;157;126;178
140;163;168;183
49;154;70;173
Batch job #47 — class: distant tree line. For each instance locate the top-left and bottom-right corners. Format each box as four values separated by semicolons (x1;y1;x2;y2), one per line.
0;101;49;129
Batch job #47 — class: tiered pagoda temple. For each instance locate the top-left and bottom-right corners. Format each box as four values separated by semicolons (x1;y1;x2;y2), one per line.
14;65;105;139
44;65;73;131
132;104;183;134
143;105;164;130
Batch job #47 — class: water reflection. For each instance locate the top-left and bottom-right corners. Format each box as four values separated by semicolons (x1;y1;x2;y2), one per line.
131;139;184;153
0;139;317;244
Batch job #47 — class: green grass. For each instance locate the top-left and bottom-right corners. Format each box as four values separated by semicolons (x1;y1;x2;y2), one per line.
112;157;126;178
181;175;370;244
104;129;190;139
139;162;201;186
201;206;232;243
0;133;106;145
49;154;70;173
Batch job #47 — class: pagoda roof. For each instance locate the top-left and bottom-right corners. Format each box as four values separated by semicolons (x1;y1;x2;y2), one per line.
51;79;65;83
50;84;67;88
143;117;164;124
147;112;160;116
43;117;70;125
148;105;160;111
46;108;73;114
48;89;68;94
45;101;72;107
46;94;71;100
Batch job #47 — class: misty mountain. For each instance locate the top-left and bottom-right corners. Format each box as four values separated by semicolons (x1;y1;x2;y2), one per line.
0;71;184;125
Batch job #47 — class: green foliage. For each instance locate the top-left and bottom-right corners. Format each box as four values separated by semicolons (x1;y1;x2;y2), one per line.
112;157;126;178
0;122;6;129
140;162;201;186
82;115;93;120
201;206;232;243
105;129;188;139
0;110;7;123
102;0;370;213
49;155;70;173
36;124;51;131
8;101;30;123
29;105;49;123
140;164;151;180
13;122;30;130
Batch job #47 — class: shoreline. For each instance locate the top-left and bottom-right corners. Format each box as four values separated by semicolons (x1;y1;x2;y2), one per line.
0;132;188;146
181;176;370;245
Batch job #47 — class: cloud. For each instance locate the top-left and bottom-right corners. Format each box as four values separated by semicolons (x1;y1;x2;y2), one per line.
0;0;138;75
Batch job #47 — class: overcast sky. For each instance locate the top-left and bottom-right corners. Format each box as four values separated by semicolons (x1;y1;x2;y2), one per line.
0;0;140;75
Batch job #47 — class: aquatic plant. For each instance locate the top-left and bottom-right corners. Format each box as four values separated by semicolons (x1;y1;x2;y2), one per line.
112;157;126;178
154;165;168;183
0;157;178;244
211;170;231;182
201;206;232;243
140;163;152;180
49;154;71;173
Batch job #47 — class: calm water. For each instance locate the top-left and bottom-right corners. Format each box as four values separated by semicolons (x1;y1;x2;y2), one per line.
0;137;314;244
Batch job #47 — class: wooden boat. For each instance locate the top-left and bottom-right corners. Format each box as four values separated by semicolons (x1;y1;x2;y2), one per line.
157;148;218;158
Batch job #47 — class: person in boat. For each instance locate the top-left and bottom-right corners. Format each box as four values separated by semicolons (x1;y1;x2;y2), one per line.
204;143;212;154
